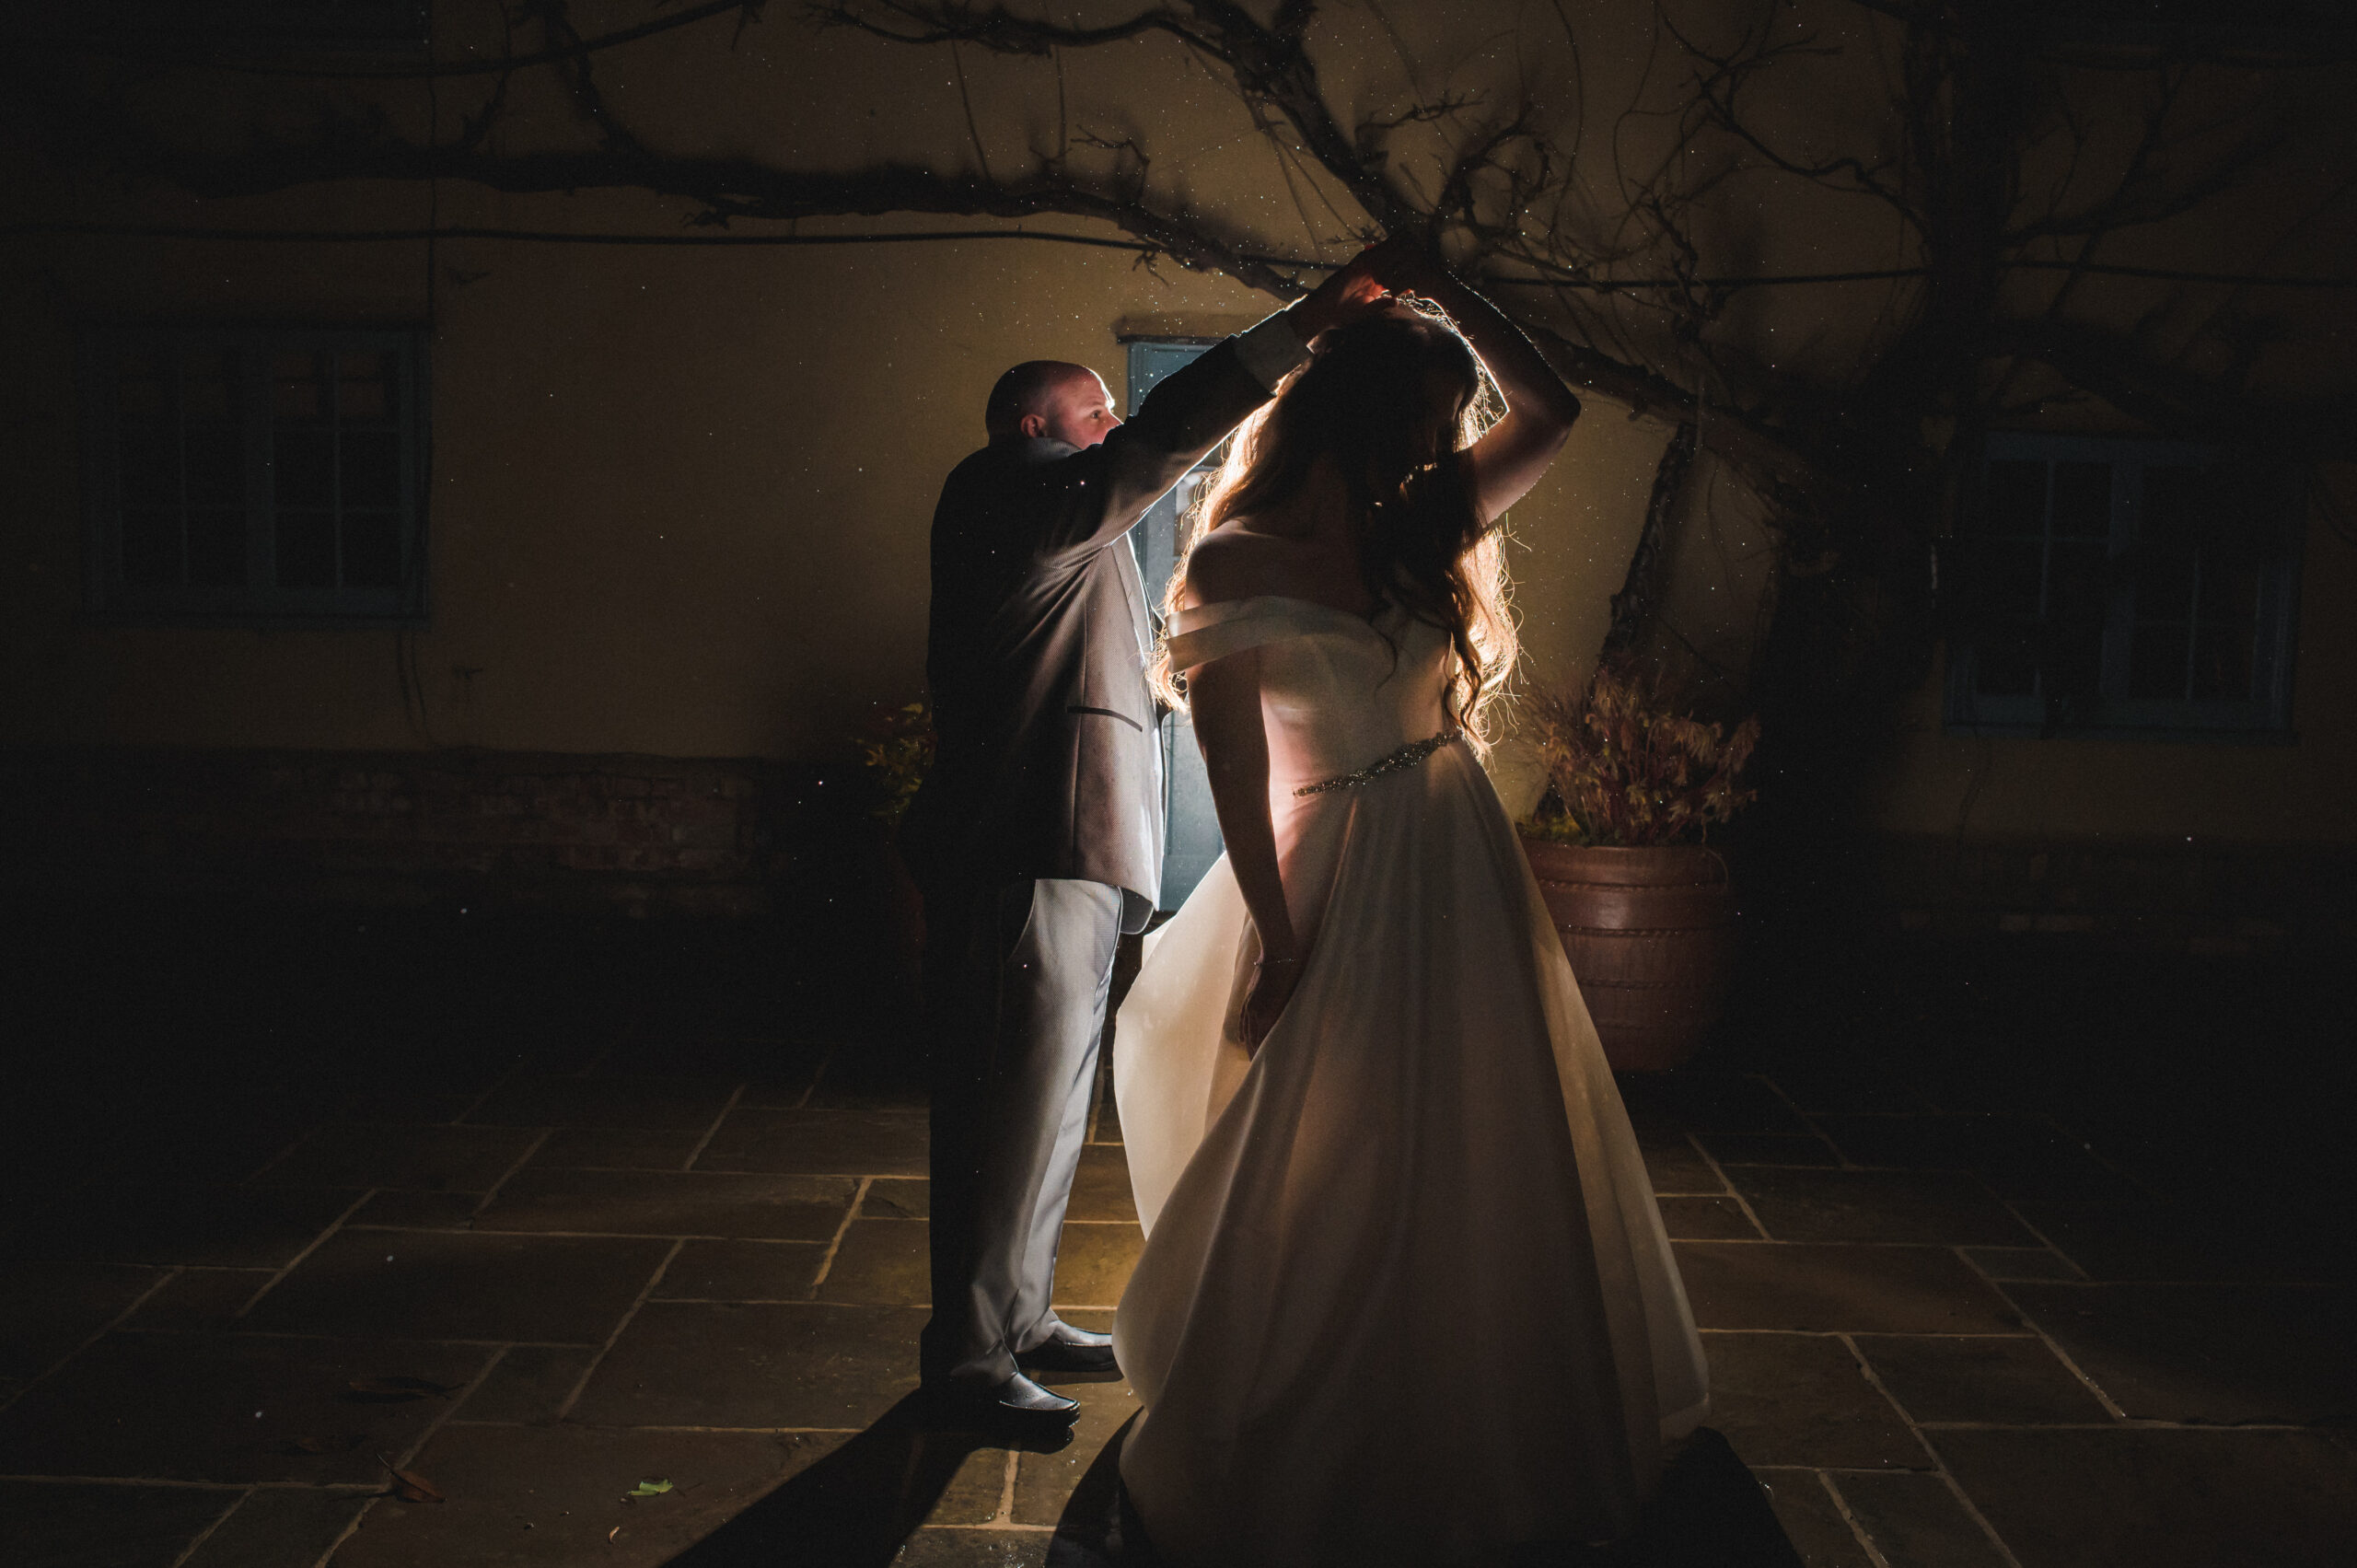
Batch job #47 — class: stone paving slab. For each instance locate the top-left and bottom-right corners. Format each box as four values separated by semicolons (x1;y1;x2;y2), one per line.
1809;1113;2139;1201
2010;1198;2341;1283
0;1262;166;1389
1014;1380;1140;1527
182;1488;373;1568
568;1302;926;1428
1829;1470;2011;1568
1958;1244;2080;1282
696;1108;930;1177
1658;1194;1762;1239
473;1169;857;1240
5;1186;363;1269
1701;1332;1929;1469
455;1347;604;1425
891;1529;1052;1565
1067;1145;1140;1224
1930;1426;2357;1568
1726;1167;2041;1247
820;1219;930;1307
1699;1132;1844;1167
1636;1129;1724;1194
329;1423;840;1568
1619;1073;1810;1135
0;1479;238;1568
242;1231;676;1344
1050;1225;1144;1311
464;1075;741;1132
866;1178;933;1218
254;1125;544;1193
522;1129;706;1171
2002;1280;2356;1423
349;1192;483;1229
1675;1242;2025;1333
0;1332;494;1484
122;1269;276;1332
1851;1333;2111;1424
6;1024;2350;1568
1750;1469;1876;1567
653;1239;829;1302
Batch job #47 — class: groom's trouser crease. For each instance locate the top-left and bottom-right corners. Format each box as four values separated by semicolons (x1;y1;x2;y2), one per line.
923;876;1124;1387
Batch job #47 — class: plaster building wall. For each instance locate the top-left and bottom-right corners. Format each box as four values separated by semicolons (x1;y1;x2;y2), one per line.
1;0;2352;932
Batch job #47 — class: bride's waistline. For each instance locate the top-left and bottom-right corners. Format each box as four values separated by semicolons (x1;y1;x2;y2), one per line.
1290;728;1462;797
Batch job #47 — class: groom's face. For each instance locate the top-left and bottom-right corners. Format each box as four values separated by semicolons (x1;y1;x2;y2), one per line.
1027;371;1121;449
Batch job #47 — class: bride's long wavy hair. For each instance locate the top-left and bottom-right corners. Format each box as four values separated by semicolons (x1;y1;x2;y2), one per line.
1152;300;1517;742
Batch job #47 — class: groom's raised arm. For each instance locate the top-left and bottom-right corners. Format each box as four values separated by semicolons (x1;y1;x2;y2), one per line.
1017;312;1312;567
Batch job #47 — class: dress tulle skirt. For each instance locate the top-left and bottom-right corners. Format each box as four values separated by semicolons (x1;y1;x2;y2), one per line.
1111;742;1710;1567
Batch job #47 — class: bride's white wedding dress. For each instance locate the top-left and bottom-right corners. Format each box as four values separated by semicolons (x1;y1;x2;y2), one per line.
1111;595;1710;1567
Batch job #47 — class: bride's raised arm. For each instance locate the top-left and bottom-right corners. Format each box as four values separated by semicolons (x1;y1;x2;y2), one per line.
1376;242;1584;524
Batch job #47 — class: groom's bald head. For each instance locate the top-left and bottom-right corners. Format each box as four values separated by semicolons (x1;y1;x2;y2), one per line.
985;360;1120;447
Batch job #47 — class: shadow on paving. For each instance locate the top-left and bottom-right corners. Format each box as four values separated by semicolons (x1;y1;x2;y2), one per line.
663;1394;1073;1568
1039;1421;1803;1568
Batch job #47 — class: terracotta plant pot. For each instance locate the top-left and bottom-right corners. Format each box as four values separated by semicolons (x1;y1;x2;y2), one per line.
1520;839;1737;1072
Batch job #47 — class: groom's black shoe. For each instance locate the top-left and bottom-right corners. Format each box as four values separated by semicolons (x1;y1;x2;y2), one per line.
1016;1323;1120;1378
923;1371;1080;1422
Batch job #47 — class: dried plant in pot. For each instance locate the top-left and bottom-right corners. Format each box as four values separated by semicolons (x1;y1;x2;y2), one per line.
1516;660;1760;1071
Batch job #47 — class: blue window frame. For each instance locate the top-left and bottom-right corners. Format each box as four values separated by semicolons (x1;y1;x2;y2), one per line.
1944;434;2301;739
1127;339;1225;910
81;326;429;621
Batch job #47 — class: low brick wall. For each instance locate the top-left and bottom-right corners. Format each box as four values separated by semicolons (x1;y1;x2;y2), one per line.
1868;834;2357;952
0;746;880;917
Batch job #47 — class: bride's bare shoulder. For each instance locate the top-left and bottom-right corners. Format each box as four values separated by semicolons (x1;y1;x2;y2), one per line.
1180;528;1299;608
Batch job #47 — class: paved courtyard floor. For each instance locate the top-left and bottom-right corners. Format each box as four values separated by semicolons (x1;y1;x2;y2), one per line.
2;913;2351;1566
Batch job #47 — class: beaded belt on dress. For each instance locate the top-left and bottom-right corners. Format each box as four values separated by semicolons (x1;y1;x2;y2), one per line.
1293;728;1460;797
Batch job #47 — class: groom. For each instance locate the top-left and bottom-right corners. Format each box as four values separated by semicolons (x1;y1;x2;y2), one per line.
904;253;1388;1416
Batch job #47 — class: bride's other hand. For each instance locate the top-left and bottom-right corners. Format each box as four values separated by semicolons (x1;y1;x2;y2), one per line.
1241;955;1305;1056
1359;234;1584;522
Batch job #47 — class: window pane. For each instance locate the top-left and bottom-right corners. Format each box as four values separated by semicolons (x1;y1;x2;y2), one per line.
274;429;335;509
1980;460;2047;536
2142;464;2207;545
187;508;247;587
115;355;167;417
1976;625;2038;697
2129;625;2191;700
183;350;239;421
119;424;178;505
2192;621;2257;702
2050;461;2112;539
2045;540;2108;694
122;510;181;586
276;510;336;588
2133;543;2195;622
273;353;328;421
343;511;402;588
183;429;243;507
341;430;401;509
2197;559;2261;627
1987;539;2045;618
336;353;396;423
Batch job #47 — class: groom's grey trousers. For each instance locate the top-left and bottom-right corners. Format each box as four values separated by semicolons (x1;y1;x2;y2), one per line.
920;875;1124;1388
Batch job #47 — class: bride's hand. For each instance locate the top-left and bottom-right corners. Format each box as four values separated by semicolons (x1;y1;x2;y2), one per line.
1240;955;1305;1057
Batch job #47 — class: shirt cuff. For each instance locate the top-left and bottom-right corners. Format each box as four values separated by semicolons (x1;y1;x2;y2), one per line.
1233;308;1313;393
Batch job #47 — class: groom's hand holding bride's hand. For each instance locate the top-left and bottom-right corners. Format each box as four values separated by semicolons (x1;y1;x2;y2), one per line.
1241;952;1306;1056
1289;246;1395;343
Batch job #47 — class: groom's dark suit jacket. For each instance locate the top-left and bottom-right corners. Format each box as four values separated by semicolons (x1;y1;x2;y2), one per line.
905;334;1293;925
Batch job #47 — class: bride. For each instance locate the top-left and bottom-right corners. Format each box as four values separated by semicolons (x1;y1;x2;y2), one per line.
1109;241;1711;1566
